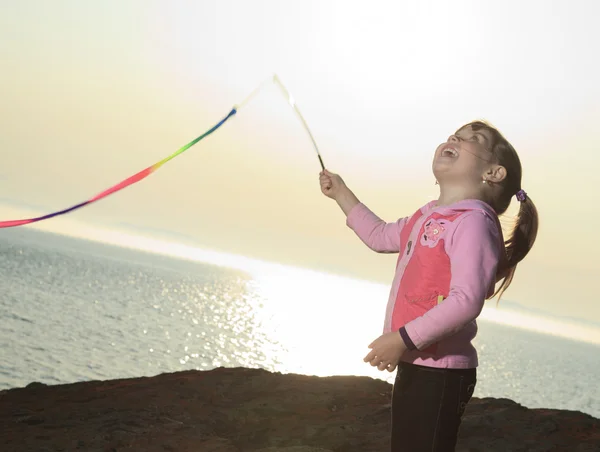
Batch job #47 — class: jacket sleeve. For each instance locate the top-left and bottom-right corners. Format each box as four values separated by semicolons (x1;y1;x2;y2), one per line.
346;203;408;253
403;211;501;350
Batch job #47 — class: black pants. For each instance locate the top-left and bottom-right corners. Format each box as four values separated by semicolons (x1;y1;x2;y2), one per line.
391;361;476;452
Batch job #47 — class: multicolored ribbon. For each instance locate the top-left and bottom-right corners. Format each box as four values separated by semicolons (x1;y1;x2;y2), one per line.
0;75;324;229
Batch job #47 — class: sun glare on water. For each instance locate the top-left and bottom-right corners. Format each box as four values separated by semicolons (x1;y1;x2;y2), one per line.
5;207;600;381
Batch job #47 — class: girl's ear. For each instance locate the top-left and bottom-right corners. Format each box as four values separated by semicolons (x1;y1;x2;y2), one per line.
485;165;507;184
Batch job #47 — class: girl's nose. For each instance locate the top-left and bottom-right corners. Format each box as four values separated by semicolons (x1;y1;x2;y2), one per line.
448;135;459;142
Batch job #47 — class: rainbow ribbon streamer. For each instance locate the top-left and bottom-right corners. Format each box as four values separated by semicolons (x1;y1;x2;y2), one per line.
0;75;324;229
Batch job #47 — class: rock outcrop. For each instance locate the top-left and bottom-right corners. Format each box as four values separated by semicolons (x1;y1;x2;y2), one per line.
1;367;598;451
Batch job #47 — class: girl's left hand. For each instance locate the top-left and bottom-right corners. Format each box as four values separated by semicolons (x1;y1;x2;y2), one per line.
364;332;407;372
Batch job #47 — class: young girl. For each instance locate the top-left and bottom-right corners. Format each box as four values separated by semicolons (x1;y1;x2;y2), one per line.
319;121;539;452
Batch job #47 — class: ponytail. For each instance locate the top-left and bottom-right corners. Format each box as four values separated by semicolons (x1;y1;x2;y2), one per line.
493;196;539;300
458;120;539;301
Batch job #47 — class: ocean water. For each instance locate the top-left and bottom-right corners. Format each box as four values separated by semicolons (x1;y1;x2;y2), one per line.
1;228;598;419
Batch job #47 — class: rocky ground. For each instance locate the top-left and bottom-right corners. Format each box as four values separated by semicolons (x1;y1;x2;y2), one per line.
1;367;598;451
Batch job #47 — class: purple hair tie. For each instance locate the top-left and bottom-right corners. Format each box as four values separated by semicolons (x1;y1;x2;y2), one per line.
516;189;527;202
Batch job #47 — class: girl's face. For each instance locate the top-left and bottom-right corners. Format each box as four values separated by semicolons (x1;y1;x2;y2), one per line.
432;125;495;183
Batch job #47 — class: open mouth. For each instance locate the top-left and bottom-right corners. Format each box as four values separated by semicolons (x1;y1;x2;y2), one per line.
441;147;458;158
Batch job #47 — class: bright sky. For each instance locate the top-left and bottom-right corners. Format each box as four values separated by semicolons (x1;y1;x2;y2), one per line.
1;1;599;325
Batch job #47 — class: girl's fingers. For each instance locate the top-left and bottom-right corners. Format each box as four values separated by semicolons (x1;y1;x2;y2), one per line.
364;350;377;362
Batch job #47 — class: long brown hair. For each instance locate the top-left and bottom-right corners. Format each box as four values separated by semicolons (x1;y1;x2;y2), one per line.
458;121;539;300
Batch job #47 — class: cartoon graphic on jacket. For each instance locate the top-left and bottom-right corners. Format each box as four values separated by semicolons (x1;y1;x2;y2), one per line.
346;199;504;369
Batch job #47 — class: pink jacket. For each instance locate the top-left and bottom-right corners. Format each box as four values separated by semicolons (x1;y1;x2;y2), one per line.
347;199;504;369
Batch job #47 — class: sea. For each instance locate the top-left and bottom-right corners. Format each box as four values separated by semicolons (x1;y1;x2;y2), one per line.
1;227;598;419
